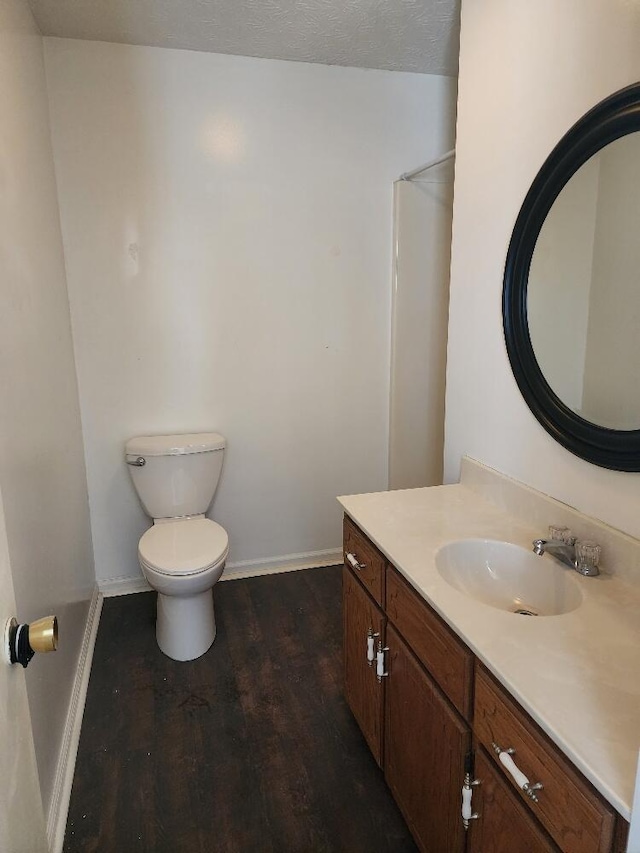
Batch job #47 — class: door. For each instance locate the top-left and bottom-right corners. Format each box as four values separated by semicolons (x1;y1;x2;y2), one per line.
342;566;385;766
0;486;47;852
467;747;559;853
384;624;470;853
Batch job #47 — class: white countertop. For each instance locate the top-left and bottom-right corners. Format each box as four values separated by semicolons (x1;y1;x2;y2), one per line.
338;481;640;820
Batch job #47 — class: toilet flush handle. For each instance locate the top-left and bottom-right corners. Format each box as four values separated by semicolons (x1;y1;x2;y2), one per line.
127;456;146;467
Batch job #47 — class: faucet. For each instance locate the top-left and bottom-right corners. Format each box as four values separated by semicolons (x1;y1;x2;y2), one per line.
532;537;577;567
532;527;601;577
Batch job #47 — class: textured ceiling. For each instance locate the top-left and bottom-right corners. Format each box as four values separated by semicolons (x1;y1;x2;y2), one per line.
28;0;460;75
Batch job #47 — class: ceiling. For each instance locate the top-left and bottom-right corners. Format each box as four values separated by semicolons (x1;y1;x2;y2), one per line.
27;0;460;76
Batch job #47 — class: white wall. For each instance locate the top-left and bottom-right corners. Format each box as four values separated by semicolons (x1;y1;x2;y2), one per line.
0;0;95;827
44;38;457;584
445;0;640;541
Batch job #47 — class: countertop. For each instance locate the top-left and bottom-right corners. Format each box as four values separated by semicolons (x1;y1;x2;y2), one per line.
337;481;640;819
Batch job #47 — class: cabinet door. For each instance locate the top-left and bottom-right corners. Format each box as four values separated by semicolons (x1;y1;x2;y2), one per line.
384;625;470;853
467;748;559;853
342;566;385;766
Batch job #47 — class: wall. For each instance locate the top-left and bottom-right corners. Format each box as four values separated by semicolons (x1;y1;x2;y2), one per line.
0;0;95;828
44;38;457;584
445;0;640;541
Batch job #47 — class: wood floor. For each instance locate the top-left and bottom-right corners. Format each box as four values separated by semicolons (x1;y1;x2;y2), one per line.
64;566;417;852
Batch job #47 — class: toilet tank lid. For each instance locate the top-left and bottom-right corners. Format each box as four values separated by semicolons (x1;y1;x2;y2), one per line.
125;433;225;457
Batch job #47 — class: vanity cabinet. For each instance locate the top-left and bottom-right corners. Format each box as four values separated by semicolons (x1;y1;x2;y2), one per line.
342;516;629;853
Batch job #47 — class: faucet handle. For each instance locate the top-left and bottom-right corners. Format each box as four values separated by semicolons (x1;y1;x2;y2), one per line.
575;540;601;576
549;525;576;545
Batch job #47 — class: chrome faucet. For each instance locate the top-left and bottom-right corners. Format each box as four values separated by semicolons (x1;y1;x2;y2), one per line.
532;537;576;566
532;527;601;577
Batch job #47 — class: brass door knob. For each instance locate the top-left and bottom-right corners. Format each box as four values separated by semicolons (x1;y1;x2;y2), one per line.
4;616;58;668
28;616;58;653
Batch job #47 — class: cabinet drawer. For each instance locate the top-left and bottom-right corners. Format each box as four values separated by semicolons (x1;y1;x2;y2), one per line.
343;516;386;606
468;746;560;853
385;566;473;719
474;665;616;853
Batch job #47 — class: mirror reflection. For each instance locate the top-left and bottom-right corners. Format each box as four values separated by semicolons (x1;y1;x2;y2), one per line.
528;132;640;430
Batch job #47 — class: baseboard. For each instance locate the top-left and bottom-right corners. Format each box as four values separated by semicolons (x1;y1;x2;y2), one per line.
99;574;152;597
98;548;343;597
221;548;342;581
47;585;103;853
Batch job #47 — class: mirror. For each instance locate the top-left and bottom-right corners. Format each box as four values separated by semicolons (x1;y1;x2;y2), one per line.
503;83;640;471
528;133;640;431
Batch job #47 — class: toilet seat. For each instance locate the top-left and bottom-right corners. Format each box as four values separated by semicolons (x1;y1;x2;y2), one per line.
139;518;229;577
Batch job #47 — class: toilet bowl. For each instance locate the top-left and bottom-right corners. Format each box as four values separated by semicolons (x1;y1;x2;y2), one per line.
125;432;228;661
138;517;229;661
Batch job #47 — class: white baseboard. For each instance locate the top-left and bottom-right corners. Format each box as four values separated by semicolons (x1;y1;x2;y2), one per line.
98;548;343;596
221;547;342;581
47;586;103;853
99;574;152;597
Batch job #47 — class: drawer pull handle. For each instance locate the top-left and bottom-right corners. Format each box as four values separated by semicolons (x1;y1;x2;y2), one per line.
366;628;379;666
346;552;366;571
492;743;544;803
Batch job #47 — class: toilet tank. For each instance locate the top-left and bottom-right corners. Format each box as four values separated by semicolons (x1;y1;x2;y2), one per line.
125;433;225;520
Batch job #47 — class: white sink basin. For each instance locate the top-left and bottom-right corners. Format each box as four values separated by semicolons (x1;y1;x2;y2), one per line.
435;539;583;616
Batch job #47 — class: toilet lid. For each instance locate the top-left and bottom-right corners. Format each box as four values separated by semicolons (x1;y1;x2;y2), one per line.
139;518;229;576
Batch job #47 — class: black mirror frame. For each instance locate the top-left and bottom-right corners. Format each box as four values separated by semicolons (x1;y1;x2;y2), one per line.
503;82;640;471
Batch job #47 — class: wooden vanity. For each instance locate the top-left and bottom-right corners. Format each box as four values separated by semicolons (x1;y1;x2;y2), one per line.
343;515;631;853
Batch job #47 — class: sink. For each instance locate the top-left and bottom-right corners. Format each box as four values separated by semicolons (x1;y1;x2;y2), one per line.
435;539;583;616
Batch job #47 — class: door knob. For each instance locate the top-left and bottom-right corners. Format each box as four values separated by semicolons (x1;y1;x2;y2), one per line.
4;616;58;668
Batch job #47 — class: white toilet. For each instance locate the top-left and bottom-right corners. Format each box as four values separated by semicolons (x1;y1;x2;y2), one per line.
125;432;229;661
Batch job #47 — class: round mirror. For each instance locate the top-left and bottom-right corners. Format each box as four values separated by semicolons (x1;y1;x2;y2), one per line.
503;83;640;471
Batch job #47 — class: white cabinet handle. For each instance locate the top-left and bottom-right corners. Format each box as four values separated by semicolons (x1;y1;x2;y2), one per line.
376;639;389;682
492;743;543;802
461;785;474;820
461;774;480;828
346;552;365;571
366;628;379;665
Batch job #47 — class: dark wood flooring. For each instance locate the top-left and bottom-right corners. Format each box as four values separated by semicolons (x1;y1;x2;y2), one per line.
64;566;417;852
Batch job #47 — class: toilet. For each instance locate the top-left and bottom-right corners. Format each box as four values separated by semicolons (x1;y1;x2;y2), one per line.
125;432;229;661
